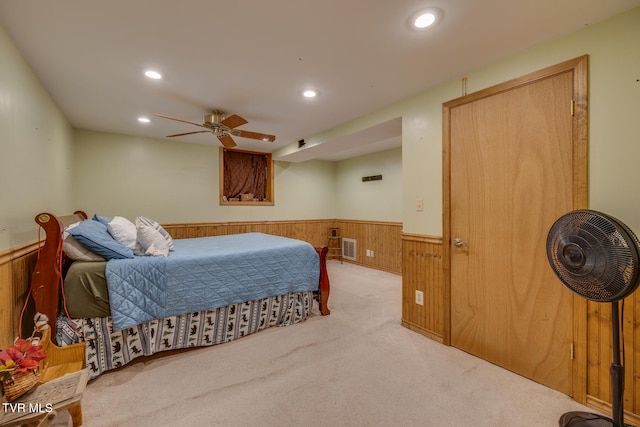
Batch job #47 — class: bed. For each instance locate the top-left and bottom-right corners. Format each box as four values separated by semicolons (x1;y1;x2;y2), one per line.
29;211;330;379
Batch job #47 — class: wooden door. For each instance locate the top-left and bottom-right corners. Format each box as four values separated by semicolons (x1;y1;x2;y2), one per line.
443;57;588;396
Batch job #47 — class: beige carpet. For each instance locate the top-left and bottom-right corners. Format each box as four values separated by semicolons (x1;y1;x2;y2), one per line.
80;261;596;426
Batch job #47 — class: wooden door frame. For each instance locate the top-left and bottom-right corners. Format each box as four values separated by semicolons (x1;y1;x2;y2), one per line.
442;55;589;401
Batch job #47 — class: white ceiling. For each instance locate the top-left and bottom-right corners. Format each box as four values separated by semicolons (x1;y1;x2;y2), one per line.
1;1;639;161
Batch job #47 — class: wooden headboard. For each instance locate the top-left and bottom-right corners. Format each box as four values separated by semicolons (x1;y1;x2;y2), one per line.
31;211;87;327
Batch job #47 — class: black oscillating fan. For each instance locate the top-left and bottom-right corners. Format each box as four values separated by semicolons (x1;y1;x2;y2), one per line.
547;209;640;427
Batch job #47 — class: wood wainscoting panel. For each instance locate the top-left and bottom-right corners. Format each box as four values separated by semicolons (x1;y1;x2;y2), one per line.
0;244;39;348
164;219;403;275
586;295;640;421
337;220;402;274
163;220;335;249
401;233;444;341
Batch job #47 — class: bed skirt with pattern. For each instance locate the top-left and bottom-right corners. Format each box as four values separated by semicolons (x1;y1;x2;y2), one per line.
56;291;314;379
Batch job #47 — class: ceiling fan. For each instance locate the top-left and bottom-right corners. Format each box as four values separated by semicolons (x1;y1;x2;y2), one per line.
155;111;276;148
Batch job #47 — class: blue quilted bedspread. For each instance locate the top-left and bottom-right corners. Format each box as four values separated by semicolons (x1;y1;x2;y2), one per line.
105;233;320;331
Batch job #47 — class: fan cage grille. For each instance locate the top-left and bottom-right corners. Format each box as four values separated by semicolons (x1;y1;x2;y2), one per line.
547;210;640;302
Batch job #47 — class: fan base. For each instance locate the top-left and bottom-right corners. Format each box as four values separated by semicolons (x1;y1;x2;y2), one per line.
559;411;634;426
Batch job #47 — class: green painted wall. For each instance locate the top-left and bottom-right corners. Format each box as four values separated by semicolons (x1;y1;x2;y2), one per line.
0;25;74;250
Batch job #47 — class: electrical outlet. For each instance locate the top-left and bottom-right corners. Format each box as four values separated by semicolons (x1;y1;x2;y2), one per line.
415;290;424;306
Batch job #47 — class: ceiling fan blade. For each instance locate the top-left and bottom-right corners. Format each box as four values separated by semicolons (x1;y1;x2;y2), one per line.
166;130;210;138
218;133;237;148
235;129;276;142
219;114;248;129
155;113;207;129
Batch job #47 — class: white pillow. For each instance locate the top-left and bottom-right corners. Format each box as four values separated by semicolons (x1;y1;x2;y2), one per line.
107;216;137;250
135;216;174;251
135;217;170;257
63;223;105;261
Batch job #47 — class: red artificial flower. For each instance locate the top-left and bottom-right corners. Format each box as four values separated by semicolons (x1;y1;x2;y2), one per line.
14;357;40;373
5;347;25;364
0;339;46;373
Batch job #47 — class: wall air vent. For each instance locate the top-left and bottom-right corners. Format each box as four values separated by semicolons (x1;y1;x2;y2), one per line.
342;238;356;261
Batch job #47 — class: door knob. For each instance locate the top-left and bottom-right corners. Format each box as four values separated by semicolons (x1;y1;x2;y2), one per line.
453;238;468;247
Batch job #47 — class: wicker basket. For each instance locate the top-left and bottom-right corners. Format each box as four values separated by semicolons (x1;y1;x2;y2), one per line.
1;369;40;401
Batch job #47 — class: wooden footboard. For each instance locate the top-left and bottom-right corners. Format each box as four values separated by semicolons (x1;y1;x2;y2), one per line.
315;246;330;315
30;211;331;330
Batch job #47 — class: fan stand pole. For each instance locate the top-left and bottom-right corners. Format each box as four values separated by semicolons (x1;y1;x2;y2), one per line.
558;301;630;427
610;300;625;427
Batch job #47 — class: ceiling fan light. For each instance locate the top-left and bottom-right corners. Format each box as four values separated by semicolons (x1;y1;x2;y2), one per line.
138;117;150;123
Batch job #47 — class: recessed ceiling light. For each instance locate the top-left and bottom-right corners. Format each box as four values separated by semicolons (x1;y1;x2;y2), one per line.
415;13;436;28
138;117;150;123
144;70;162;80
303;89;318;98
408;8;442;31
